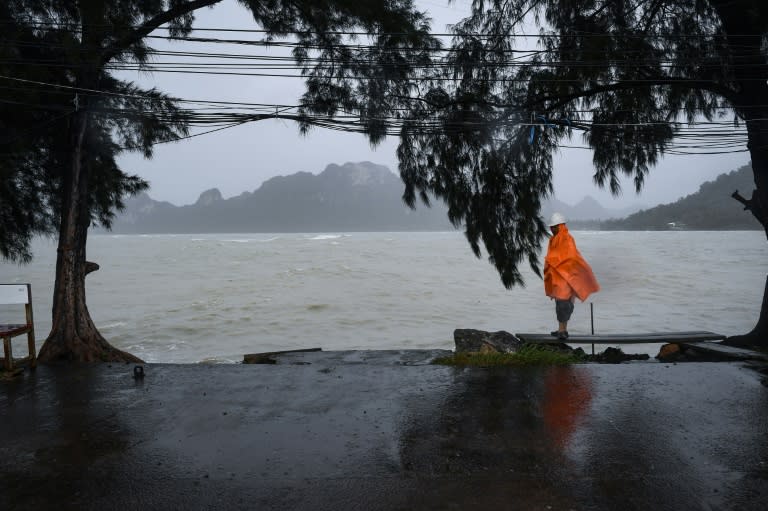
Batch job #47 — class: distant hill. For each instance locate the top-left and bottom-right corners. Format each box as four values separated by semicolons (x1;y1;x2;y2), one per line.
107;162;453;233
541;195;640;222
602;164;760;230
104;161;639;234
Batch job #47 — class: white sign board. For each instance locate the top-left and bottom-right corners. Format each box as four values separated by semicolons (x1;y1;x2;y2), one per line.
0;284;29;304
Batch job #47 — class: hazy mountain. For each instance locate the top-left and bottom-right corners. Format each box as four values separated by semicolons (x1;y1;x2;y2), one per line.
105;161;644;234
602;164;760;230
541;195;641;222
107;162;453;233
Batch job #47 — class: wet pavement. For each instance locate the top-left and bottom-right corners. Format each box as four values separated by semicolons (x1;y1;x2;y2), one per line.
1;350;767;510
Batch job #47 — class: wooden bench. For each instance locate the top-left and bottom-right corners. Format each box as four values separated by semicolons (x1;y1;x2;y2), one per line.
0;284;36;371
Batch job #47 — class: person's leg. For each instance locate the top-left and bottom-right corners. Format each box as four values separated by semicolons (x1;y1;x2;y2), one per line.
554;299;575;338
553;300;565;335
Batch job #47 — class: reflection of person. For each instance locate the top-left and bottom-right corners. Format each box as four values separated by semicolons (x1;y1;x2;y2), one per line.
544;213;600;339
543;366;593;448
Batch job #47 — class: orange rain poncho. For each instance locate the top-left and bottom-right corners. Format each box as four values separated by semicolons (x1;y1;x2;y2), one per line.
544;224;600;301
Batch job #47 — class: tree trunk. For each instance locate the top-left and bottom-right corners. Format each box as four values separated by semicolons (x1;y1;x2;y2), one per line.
713;6;768;348
724;111;768;348
725;130;768;348
37;110;142;363
725;275;768;348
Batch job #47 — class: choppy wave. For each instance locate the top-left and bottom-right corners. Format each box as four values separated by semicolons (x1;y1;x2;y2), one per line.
7;231;767;363
308;234;344;240
198;356;239;364
100;321;127;329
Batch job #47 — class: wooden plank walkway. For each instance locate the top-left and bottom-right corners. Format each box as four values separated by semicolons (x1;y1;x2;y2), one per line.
515;331;725;344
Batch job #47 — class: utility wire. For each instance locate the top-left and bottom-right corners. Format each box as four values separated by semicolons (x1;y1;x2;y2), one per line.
3;20;766;38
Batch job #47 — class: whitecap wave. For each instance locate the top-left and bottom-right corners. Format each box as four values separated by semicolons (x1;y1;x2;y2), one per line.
100;321;127;329
197;357;236;364
308;234;342;240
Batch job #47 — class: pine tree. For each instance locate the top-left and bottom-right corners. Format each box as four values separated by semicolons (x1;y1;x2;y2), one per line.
396;0;768;346
0;0;433;362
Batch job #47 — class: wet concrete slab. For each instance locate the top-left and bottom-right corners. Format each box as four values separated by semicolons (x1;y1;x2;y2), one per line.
1;351;767;510
680;342;768;361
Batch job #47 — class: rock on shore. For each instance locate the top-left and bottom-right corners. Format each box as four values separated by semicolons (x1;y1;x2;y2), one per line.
453;329;523;353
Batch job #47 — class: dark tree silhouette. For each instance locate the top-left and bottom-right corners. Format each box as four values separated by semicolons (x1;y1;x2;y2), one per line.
394;0;768;346
0;0;434;362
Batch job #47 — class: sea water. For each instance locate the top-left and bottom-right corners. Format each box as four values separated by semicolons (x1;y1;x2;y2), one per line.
0;231;765;363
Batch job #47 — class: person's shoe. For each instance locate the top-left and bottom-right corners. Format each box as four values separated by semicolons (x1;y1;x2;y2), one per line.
551;330;560;337
557;331;569;340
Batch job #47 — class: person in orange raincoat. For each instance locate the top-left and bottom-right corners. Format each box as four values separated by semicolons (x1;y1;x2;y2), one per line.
544;213;600;339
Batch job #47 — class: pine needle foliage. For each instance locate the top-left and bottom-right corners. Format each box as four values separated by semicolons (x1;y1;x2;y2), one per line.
0;0;436;263
397;0;768;289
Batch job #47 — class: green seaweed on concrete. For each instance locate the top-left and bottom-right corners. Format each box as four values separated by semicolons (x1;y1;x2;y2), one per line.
433;344;582;367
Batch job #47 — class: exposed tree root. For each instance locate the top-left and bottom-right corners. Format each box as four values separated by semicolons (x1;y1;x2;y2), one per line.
39;333;143;363
723;332;768;350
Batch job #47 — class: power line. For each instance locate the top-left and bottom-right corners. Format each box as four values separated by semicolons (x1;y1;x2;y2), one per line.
4;19;766;39
2;74;760;129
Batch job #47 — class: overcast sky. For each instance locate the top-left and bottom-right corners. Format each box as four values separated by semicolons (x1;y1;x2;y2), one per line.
116;0;750;209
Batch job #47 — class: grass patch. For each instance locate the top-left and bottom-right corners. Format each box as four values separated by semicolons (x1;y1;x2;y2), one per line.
433;344;582;367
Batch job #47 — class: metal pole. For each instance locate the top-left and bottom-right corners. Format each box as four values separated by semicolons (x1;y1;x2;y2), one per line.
590;302;595;355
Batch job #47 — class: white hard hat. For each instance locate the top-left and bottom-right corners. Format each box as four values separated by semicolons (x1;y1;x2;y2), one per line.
549;212;566;227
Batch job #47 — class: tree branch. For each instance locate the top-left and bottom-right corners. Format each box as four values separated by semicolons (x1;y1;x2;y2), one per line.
100;0;223;66
638;0;665;37
525;77;739;112
732;189;753;210
731;189;767;232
